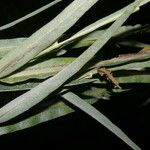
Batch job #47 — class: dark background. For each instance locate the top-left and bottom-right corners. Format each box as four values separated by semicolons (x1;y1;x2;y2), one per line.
0;0;150;149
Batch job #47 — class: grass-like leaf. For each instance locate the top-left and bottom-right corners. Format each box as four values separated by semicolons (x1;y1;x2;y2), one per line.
0;87;106;135
0;1;148;149
0;25;144;59
62;91;141;150
95;52;150;68
0;57;75;83
0;0;141;125
0;0;98;78
0;0;62;31
0;0;143;123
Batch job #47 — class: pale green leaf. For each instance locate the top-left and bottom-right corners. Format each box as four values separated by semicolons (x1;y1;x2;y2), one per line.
62;91;141;150
0;0;99;78
0;0;62;31
0;0;143;124
0;57;75;84
0;87;107;135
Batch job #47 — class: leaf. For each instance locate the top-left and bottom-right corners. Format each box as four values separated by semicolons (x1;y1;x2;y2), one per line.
0;25;144;59
116;74;150;84
0;78;98;92
0;69;149;92
29;0;150;60
0;0;99;78
0;0;144;125
0;38;25;58
0;87;107;135
0;25;148;84
110;59;150;71
0;0;149;64
35;0;150;59
0;82;39;92
116;39;149;48
95;52;150;68
72;25;143;48
0;0;62;31
70;0;149;40
62;91;141;150
0;57;75;84
0;101;74;135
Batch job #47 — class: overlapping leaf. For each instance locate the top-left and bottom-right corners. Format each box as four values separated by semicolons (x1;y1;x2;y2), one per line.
0;1;150;150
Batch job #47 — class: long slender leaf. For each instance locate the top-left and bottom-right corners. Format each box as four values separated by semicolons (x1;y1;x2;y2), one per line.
0;38;25;58
0;0;62;31
0;70;149;92
95;52;150;68
0;0;149;63
0;87;107;135
0;57;75;84
34;0;150;59
0;25;143;59
0;57;149;85
0;0;98;78
110;59;150;71
116;74;150;83
0;78;98;92
0;0;144;124
62;91;141;150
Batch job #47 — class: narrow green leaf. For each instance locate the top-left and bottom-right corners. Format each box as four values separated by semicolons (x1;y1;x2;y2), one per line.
0;0;62;31
116;74;150;83
0;78;98;92
0;57;75;84
0;87;107;135
35;0;150;59
62;91;141;150
0;25;144;59
0;82;39;92
0;38;25;58
0;101;74;135
72;25;143;48
117;40;149;48
95;53;150;68
0;0;149;63
0;0;98;78
110;59;150;71
0;0;143;124
68;0;149;43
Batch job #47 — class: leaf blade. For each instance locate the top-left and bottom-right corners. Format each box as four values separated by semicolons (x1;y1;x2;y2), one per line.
62;91;141;150
0;0;144;124
0;0;99;78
